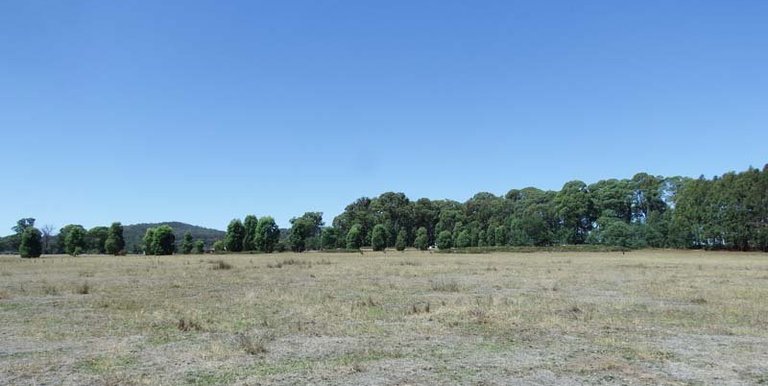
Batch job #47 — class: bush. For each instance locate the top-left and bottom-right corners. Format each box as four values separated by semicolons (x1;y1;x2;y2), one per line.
210;260;233;270
75;282;90;294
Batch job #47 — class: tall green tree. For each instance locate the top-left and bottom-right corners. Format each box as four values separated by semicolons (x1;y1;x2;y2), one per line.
242;215;259;251
321;227;340;250
180;231;194;254
289;212;323;252
61;224;87;256
508;218;530;246
371;224;387;251
414;227;429;250
19;227;42;258
104;222;125;255
212;239;225;253
395;229;407;251
589;179;633;222
8;218;36;251
142;225;176;255
254;216;280;253
494;225;508;246
193;239;205;254
413;198;438;246
333;198;375;248
86;226;109;254
346;224;363;250
554;180;595;244
455;230;471;248
143;228;157;255
13;218;35;234
437;230;452;250
371;192;414;247
153;225;176;255
630;172;666;222
225;219;245;252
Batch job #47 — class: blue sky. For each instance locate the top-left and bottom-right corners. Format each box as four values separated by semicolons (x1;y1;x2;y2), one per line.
2;1;766;233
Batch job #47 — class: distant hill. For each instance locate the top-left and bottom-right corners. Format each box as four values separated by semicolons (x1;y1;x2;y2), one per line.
123;222;225;253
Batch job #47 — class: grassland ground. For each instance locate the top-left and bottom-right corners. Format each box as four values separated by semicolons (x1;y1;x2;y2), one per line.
1;250;767;385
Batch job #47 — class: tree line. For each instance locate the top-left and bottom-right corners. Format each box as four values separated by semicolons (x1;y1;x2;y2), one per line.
294;164;767;252
10;221;211;257
7;164;768;257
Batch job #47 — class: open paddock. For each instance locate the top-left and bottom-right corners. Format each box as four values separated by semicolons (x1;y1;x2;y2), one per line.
1;250;767;385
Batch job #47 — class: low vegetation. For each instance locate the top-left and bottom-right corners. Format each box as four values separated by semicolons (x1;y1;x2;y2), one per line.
1;250;766;384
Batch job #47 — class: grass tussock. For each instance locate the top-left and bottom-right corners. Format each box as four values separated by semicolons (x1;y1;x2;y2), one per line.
43;284;59;296
268;259;303;268
210;260;233;270
75;281;90;294
356;296;378;308
468;307;491;324
234;332;271;355
177;318;204;332
408;302;431;315
267;258;331;269
431;278;461;292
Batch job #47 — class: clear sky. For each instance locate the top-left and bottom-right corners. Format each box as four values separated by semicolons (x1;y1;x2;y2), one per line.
2;1;767;233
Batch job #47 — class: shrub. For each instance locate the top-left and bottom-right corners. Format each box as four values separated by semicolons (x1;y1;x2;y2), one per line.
177;318;204;332
210;260;233;270
75;282;90;294
235;332;270;355
431;278;460;292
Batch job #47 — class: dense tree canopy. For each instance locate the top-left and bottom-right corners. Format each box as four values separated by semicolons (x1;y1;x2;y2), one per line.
323;165;767;252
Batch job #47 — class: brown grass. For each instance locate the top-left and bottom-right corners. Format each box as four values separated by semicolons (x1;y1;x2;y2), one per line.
0;250;766;384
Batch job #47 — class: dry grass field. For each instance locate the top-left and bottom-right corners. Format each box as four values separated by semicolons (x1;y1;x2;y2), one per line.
1;250;767;385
